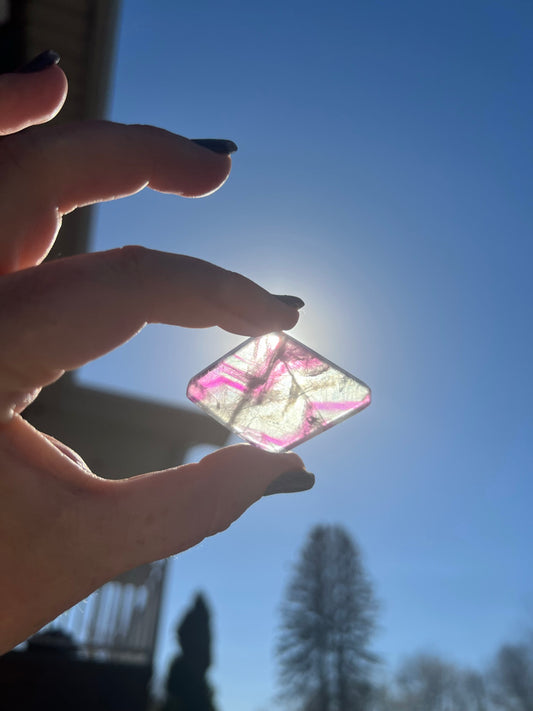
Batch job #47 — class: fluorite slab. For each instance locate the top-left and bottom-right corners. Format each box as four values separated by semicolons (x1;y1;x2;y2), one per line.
187;332;371;453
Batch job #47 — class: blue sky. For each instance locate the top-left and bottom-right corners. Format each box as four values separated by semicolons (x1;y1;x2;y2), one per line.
79;1;533;708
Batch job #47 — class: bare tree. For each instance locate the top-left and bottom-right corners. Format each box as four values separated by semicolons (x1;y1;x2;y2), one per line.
489;639;533;711
380;652;490;711
276;525;378;711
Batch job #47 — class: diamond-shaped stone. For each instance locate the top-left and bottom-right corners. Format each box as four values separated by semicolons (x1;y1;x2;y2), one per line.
187;332;371;453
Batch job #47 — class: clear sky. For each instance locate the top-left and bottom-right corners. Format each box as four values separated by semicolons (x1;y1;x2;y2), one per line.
79;1;533;708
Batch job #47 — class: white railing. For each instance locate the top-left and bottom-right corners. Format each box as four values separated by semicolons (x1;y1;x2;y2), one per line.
41;560;166;664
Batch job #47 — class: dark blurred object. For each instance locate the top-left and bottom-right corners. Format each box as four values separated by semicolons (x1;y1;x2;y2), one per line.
163;594;218;711
0;640;151;711
27;629;78;655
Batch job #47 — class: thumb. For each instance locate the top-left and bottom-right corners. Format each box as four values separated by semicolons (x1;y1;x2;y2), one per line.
103;445;312;572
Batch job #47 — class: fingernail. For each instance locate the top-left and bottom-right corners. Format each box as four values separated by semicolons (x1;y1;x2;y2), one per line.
274;294;305;309
16;50;60;74
263;470;315;496
191;139;238;154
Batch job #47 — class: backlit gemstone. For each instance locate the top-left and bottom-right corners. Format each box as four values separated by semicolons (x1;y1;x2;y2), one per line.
187;332;371;453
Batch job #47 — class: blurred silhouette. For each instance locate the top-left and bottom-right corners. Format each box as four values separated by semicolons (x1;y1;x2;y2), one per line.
162;594;218;711
276;524;378;711
489;636;533;711
380;652;489;711
0;625;152;711
26;629;78;656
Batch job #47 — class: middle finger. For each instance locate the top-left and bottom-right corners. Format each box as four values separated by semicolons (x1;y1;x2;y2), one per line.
0;121;233;273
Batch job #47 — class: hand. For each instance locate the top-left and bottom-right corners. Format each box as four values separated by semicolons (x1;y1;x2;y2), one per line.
0;57;312;651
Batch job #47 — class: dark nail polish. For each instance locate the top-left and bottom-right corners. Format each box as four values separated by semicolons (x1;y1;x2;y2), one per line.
191;139;238;154
16;49;60;74
263;470;315;496
274;294;305;309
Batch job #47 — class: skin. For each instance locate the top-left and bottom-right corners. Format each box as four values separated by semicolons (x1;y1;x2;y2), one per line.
0;65;308;651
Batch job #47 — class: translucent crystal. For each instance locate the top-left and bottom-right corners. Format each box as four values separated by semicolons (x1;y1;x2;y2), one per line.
187;332;371;453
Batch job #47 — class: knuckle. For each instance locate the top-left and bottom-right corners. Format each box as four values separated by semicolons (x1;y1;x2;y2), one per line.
0;127;49;179
115;244;150;272
112;244;149;285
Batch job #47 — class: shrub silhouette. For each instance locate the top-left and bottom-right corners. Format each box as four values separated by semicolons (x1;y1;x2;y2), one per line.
163;594;217;711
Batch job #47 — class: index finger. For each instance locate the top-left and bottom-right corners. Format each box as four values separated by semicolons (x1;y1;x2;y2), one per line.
0;248;301;417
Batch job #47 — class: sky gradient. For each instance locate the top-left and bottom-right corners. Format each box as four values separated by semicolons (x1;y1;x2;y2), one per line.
79;1;533;708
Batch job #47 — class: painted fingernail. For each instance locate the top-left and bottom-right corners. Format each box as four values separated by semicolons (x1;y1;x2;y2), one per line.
263;470;315;496
274;295;305;309
191;139;238;154
16;49;60;73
